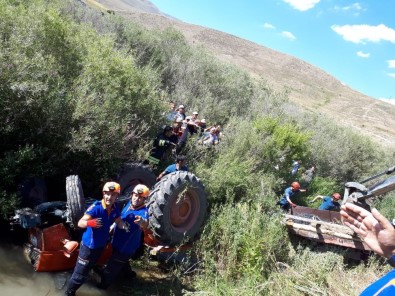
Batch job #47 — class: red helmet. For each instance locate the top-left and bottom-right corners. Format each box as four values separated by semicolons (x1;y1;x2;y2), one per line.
291;182;301;190
332;192;341;200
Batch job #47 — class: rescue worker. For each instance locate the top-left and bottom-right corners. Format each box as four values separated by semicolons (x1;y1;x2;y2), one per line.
65;182;129;296
340;203;395;295
147;125;177;165
277;181;307;211
97;184;150;290
310;192;341;211
156;155;188;181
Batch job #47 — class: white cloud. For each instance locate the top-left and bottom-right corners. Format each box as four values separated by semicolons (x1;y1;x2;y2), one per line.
263;23;275;29
388;73;395;79
378;98;395;106
331;24;395;44
283;0;320;11
387;60;395;68
333;2;364;16
281;31;296;40
356;51;370;58
334;2;362;11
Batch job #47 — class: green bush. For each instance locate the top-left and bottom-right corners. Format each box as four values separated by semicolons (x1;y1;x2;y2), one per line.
194;195;289;295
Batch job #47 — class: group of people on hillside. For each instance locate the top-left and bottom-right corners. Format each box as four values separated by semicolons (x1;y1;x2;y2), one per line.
148;102;222;166
65;182;150;296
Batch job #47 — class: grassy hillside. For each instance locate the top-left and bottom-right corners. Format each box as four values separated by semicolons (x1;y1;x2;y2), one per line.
106;3;395;149
0;1;394;295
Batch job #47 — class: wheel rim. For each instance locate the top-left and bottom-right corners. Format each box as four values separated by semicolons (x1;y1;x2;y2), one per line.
170;188;201;232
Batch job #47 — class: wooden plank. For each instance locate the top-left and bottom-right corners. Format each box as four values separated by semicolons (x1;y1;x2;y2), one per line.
288;227;370;250
283;214;353;233
290;206;342;223
284;219;371;250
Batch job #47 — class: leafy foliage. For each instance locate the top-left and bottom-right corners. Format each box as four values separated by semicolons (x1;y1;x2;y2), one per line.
0;1;394;295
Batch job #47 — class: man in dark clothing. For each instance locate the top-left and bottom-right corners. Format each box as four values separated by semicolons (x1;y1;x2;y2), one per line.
147;125;177;165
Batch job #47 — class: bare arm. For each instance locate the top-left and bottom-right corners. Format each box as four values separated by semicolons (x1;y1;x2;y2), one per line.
157;170;166;181
310;195;324;203
286;195;296;207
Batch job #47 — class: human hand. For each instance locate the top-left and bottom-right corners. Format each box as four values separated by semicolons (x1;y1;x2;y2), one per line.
134;215;148;228
340;203;395;258
87;218;103;228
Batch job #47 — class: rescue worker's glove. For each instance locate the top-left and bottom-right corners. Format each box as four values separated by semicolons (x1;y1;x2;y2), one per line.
122;221;131;232
87;218;103;228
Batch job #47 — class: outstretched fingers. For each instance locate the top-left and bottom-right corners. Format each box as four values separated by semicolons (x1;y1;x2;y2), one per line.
371;208;393;230
343;220;367;237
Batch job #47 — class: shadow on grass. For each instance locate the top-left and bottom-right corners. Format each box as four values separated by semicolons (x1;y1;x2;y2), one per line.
104;257;196;296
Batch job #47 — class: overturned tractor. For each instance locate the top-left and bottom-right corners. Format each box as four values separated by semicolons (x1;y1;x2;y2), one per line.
10;163;208;271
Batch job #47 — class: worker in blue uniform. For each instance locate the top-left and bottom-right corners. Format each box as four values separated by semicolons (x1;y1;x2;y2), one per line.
65;182;129;296
310;192;341;211
97;184;150;290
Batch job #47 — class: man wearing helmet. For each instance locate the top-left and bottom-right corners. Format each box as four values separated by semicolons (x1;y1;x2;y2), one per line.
310;192;342;211
277;181;307;211
65;182;128;296
97;184;150;290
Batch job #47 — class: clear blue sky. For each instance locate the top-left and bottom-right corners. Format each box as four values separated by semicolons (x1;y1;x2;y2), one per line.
149;0;395;104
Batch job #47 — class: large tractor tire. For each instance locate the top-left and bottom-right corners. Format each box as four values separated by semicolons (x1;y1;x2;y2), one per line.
118;162;156;202
148;171;208;247
66;175;86;230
